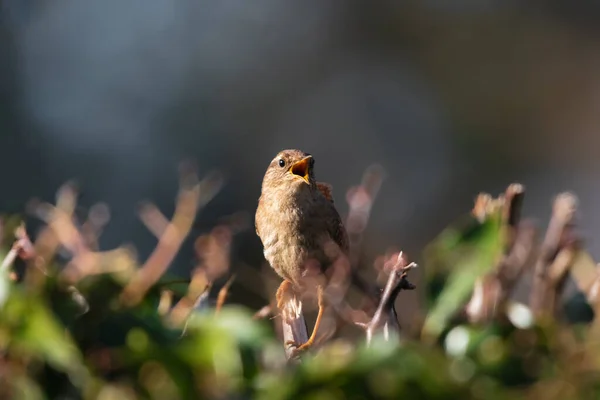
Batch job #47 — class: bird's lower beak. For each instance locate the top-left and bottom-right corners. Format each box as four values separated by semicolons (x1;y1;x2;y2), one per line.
290;156;312;184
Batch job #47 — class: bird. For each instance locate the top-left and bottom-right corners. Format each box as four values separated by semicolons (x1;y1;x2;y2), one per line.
255;149;349;356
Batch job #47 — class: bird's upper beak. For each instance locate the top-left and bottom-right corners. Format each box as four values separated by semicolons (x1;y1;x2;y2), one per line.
290;156;312;184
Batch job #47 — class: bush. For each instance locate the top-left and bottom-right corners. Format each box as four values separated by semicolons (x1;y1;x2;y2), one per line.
1;174;599;400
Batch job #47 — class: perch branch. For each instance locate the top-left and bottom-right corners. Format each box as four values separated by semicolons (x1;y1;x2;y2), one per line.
281;296;309;363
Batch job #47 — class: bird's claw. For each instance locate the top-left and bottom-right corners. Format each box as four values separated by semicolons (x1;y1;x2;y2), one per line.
285;340;312;359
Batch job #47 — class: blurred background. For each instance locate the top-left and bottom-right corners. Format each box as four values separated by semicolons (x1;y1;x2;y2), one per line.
2;0;600;315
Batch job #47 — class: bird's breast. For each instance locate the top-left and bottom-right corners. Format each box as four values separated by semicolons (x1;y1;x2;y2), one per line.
258;199;323;284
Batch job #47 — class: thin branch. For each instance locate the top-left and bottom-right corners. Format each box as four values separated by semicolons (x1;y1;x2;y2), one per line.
138;202;170;238
529;192;578;317
495;221;537;293
157;290;174;316
253;305;273;320
215;274;236;315
1;224;35;274
502;183;525;251
167;268;210;326
466;184;541;324
0;245;18;274
81;203;111;251
180;287;213;336
121;169;223;306
30;186;136;284
67;285;90;316
345;164;385;268
585;266;600;336
335;166;389;332
546;246;578;316
355;252;417;346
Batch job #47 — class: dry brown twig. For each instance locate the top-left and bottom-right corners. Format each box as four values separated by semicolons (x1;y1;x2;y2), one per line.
157;290;174;316
355;251;417;345
344;166;385;306
311;165;391;341
121;168;223;306
345;164;385;268
28;185;136;285
466;184;537;323
138;202;170;238
253;305;273;320
529;192;578;318
215;274;236;315
80;203;111;251
180;286;213;336
166;217;236;326
1;224;36;278
166;267;210;326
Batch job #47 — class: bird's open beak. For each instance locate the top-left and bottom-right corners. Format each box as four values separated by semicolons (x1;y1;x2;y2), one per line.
290;156;312;184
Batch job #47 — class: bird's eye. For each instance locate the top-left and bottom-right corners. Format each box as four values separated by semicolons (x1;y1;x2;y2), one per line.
278;159;285;168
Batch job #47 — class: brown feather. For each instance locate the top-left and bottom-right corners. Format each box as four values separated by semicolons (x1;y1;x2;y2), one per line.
316;182;334;203
255;149;349;288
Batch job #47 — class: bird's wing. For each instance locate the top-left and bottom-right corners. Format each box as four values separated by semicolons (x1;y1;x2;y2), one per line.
316;182;334;203
254;198;262;237
328;206;350;254
317;182;350;254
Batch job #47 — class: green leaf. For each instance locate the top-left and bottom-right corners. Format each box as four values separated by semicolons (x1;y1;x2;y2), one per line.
1;288;87;384
422;211;504;339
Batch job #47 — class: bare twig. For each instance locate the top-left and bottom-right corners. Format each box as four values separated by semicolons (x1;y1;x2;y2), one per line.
157;290;174;316
585;266;600;336
495;221;537;294
215;274;236;315
546;246;578;315
467;223;537;323
466;184;538;324
502;183;525;247
67;285;90;316
529;192;578;317
180;287;213;336
336;166;390;333
121;169;222;306
170;283;212;329
194;225;232;283
568;250;598;299
253;305;273;320
1;245;18;274
81;203;111;251
1;224;35;274
138;202;170;238
167;268;210;326
355;252;417;346
345;164;385;268
29;186;136;284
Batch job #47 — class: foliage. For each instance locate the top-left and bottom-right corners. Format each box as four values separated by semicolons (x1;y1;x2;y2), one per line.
1;183;600;400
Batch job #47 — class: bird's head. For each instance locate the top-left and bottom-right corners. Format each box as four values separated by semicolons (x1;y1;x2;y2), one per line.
261;149;316;194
